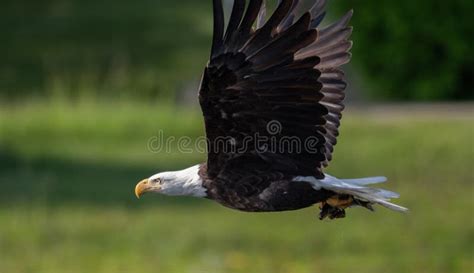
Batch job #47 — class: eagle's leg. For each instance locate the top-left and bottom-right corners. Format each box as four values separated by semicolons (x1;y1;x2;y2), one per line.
318;195;351;220
319;194;352;220
319;203;346;220
319;194;376;220
326;194;354;208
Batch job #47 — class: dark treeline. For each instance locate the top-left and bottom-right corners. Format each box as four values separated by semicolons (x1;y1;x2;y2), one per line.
1;0;472;102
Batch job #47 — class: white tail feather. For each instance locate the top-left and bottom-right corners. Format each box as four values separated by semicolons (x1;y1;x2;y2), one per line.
293;174;408;213
342;176;387;185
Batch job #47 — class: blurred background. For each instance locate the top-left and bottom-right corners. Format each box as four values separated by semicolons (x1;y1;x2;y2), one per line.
0;0;472;272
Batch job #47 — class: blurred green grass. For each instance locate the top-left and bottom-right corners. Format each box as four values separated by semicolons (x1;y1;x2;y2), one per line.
0;102;473;273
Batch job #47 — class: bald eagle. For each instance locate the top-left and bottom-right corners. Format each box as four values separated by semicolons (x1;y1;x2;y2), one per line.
135;0;408;220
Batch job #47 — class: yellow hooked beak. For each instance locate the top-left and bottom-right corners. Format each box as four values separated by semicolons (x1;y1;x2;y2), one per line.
135;179;156;199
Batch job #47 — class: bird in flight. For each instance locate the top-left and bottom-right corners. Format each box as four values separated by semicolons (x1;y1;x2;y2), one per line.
135;0;407;220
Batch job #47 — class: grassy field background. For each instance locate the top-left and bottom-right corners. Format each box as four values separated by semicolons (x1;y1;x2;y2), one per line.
0;101;473;273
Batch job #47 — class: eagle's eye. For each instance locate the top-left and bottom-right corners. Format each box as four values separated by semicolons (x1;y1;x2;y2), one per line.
153;178;163;185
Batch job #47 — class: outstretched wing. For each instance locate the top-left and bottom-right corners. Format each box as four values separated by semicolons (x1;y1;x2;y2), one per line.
199;0;352;181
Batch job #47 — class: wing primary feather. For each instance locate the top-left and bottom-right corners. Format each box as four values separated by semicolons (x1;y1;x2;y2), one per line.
239;0;263;35
319;9;353;37
241;0;294;56
317;52;352;68
211;0;225;57
310;12;326;28
279;0;299;31
298;27;352;59
265;0;294;31
316;41;353;58
247;12;312;62
224;0;246;45
256;0;267;29
310;0;327;18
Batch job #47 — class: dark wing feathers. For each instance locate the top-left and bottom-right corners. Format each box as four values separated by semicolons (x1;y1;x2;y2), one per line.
309;0;327;28
256;0;266;29
278;0;299;32
200;0;352;179
224;0;246;45
242;0;294;57
211;0;225;58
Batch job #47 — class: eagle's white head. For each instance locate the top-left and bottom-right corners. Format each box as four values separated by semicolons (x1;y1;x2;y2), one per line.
135;165;207;198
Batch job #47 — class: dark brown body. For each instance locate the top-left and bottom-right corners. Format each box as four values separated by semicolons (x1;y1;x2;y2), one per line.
200;165;333;212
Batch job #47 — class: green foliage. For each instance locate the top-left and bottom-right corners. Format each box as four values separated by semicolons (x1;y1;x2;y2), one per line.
0;0;472;101
0;102;473;272
0;0;212;101
335;0;474;100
